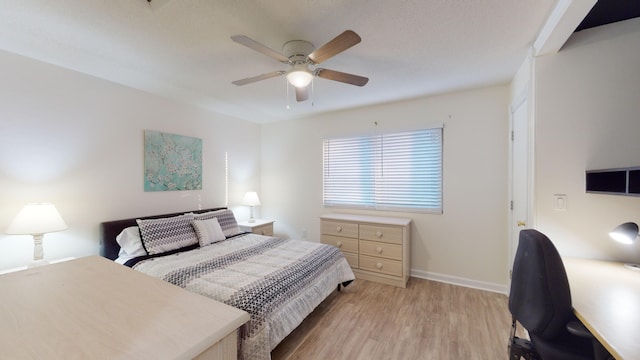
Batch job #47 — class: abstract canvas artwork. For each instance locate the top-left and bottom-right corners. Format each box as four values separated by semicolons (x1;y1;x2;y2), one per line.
144;130;202;191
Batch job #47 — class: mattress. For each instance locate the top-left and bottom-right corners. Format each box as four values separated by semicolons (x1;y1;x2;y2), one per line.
130;233;355;360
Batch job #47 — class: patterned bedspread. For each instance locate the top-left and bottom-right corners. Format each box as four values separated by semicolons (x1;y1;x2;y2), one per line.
132;233;355;360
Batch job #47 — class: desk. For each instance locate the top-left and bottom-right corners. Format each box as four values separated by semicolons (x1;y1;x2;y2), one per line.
0;256;250;359
563;257;640;360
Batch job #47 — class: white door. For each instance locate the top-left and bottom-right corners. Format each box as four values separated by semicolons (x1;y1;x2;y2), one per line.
509;95;530;281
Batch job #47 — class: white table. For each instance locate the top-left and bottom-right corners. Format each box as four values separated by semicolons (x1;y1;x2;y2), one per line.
563;257;640;360
0;256;250;359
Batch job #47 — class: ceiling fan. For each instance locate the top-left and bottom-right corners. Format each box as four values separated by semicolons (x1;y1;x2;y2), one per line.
231;30;369;102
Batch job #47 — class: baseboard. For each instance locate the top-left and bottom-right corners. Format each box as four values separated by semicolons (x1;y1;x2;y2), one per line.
410;268;507;295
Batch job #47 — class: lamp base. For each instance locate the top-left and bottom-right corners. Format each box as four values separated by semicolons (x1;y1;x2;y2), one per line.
624;263;640;271
31;233;46;265
248;206;255;223
28;259;50;268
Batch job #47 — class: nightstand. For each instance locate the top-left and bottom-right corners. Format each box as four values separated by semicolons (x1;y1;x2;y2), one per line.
238;219;274;236
0;257;76;275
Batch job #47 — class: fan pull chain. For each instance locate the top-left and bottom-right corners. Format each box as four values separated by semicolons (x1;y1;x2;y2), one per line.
311;78;315;107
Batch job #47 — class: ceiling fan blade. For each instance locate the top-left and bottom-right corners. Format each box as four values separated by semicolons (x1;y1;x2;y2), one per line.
316;68;369;87
295;86;309;102
232;71;285;86
308;30;361;65
231;35;289;63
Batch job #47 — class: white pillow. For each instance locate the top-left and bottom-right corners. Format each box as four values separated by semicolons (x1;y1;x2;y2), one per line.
194;209;242;237
115;253;138;265
116;226;146;257
192;218;226;246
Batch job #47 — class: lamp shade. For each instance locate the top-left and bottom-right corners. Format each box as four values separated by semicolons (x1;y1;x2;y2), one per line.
6;203;68;235
243;192;261;207
609;222;639;245
286;64;313;88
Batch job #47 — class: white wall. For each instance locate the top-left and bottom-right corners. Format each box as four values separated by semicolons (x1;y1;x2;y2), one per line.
534;18;640;262
0;50;261;270
261;85;510;290
511;53;532;101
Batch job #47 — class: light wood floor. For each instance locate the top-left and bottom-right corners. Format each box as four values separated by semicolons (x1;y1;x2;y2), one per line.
271;277;512;360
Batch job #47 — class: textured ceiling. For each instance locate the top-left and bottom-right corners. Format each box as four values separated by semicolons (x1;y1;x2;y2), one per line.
0;0;558;123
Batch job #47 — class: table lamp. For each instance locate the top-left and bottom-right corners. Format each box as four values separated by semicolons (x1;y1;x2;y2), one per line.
243;192;261;223
609;222;640;270
6;203;68;267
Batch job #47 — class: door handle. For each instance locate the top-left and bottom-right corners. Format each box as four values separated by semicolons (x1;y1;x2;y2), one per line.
517;221;526;227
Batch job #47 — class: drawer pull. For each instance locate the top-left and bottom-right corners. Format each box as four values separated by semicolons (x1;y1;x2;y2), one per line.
376;247;383;254
336;241;342;248
376;262;383;269
376;231;383;238
336;226;343;232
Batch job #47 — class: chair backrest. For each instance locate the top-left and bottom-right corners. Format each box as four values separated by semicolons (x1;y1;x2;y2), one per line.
508;229;574;339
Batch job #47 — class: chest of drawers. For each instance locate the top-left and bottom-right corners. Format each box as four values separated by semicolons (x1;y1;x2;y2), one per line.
320;213;411;288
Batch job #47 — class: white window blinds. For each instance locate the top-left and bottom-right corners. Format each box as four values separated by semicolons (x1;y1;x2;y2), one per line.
323;127;443;213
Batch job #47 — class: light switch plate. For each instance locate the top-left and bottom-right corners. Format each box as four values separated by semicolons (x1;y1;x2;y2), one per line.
553;194;567;211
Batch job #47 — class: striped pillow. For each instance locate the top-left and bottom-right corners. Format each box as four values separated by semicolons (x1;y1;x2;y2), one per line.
194;209;242;237
137;213;198;255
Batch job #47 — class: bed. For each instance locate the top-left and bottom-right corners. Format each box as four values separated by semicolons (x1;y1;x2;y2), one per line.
100;208;355;360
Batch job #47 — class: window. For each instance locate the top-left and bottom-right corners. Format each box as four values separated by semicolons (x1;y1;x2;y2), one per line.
323;127;442;213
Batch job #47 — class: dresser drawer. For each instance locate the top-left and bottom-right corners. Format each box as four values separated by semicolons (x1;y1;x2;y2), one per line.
252;223;273;236
359;224;403;244
359;240;402;261
321;220;358;238
342;252;359;268
359;255;402;277
321;235;358;253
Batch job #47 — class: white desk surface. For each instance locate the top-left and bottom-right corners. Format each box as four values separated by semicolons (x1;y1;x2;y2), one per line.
0;255;249;359
563;257;640;360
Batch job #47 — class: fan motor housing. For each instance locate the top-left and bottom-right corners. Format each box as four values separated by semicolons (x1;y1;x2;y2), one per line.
282;40;315;61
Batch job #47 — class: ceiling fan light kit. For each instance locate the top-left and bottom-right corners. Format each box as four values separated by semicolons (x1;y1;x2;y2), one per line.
231;30;368;103
286;64;313;88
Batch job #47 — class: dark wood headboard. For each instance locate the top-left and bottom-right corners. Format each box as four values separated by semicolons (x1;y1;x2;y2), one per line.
99;207;227;260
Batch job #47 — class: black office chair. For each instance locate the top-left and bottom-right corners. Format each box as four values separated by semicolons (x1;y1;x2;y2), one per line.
508;229;611;360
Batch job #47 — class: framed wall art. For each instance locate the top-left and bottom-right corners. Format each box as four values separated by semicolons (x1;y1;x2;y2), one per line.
144;130;202;191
